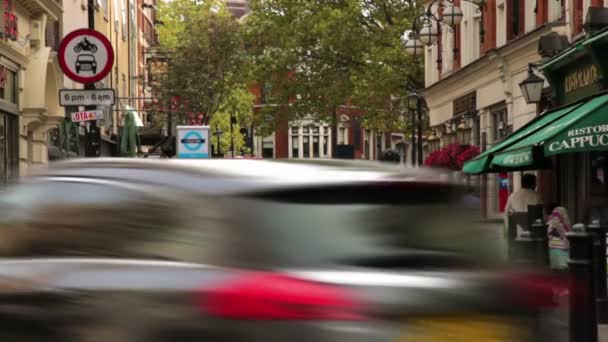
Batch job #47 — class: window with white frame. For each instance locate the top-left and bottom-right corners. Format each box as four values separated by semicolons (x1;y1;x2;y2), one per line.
548;0;563;21
290;123;331;159
303;135;310;158
338;126;346;144
291;126;299;158
323;128;329;156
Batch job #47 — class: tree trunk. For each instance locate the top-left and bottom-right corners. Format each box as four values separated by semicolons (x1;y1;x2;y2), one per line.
331;106;338;159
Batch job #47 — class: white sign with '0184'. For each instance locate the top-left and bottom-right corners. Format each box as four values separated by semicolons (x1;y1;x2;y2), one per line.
71;110;104;123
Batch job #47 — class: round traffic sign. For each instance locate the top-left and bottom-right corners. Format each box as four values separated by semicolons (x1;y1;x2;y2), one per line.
58;29;114;84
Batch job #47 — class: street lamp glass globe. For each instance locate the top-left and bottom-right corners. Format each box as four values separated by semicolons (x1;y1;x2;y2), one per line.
418;23;439;46
519;71;545;104
404;38;424;56
442;5;463;27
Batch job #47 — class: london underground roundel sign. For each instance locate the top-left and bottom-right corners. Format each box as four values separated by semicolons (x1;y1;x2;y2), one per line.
58;29;114;84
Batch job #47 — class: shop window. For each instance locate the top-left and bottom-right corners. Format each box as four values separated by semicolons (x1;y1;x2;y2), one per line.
376;133;382;156
312;136;319;158
338;127;346;144
291;135;299;158
591;152;608;196
0;113;17;186
262;140;273;158
323;132;329;156
303;136;310;158
364;130;371;159
0;113;5;184
0;68;16;104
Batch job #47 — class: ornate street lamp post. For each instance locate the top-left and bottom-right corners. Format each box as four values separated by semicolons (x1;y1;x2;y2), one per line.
520;64;545;104
403;0;486;58
214;126;223;157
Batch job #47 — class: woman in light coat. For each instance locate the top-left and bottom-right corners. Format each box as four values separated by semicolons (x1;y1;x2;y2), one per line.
547;207;572;270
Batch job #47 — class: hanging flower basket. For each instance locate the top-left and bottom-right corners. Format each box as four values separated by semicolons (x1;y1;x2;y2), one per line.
424;143;480;171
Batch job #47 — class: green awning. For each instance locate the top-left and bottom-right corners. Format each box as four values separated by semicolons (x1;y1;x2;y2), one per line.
491;93;608;169
545;96;608;156
462;101;584;174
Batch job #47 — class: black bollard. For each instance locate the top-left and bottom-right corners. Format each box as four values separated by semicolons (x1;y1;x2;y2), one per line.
514;219;547;267
508;212;528;263
567;223;598;342
588;220;608;323
530;219;549;266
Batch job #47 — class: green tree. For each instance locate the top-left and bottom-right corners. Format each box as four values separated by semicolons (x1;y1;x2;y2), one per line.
155;0;250;124
208;86;255;154
245;0;423;145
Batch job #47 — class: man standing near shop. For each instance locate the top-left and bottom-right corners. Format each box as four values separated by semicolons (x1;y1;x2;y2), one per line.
504;173;542;231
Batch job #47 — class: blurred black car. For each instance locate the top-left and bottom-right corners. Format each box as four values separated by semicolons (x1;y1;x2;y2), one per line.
0;159;556;341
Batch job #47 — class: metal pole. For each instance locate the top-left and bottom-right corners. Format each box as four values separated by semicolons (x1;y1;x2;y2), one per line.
416;96;423;166
588;220;608;323
567;224;598;342
410;108;416;167
230;114;235;158
84;0;99;157
216;127;221;156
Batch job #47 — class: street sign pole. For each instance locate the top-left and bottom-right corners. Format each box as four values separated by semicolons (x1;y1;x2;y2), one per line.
85;0;100;157
59;23;114;159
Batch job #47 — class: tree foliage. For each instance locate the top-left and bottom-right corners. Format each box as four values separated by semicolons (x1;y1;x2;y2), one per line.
245;0;424;132
208;86;255;154
155;0;250;123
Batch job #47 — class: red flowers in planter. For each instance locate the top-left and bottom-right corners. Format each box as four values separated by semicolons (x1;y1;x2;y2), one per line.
424;143;480;171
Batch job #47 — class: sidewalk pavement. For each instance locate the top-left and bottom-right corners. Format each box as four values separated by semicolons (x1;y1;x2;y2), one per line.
479;219;608;341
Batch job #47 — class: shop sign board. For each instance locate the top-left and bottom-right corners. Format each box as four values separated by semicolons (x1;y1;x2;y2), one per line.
176;126;210;159
59;89;115;106
545;54;603;106
70;110;104;123
546;124;608;155
58;29;115;84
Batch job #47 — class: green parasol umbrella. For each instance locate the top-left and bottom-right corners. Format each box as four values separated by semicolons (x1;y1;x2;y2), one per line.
119;107;140;157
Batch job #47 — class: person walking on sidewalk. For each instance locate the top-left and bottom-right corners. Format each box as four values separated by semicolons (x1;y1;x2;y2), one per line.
547;206;572;270
503;173;543;230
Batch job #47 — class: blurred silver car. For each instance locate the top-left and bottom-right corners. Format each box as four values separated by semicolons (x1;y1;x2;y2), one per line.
0;159;557;341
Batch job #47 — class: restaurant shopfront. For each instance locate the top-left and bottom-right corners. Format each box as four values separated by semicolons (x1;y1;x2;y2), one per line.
463;27;608;223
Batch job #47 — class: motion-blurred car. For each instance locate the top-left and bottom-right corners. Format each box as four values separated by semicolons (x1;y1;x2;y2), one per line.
0;159;557;341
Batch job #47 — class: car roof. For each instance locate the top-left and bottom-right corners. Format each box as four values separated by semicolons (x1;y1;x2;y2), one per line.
30;158;461;196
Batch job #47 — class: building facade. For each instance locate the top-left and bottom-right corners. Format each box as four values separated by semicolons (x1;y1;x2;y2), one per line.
54;0;156;158
0;0;64;184
419;0;608;219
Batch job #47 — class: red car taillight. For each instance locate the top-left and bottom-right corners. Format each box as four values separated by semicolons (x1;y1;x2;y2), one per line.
199;272;367;321
507;271;567;309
